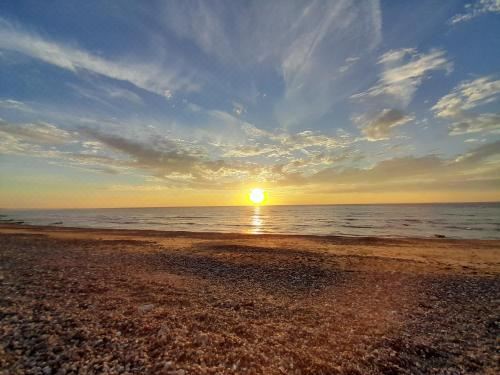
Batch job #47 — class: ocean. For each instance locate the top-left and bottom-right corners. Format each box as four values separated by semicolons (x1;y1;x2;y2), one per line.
1;203;499;239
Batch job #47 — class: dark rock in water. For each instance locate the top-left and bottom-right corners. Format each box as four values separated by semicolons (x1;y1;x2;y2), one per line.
434;234;446;238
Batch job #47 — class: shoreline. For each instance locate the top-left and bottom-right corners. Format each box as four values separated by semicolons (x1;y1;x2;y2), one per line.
1;224;499;373
1;223;499;243
2;223;500;275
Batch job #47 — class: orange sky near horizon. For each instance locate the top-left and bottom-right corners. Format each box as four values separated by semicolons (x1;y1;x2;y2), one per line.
1;183;499;209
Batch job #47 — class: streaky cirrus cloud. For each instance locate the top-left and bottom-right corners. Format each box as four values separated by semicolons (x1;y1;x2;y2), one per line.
162;0;381;67
0;17;200;100
352;48;452;107
162;0;382;128
449;0;500;24
0;118;74;144
0;99;32;112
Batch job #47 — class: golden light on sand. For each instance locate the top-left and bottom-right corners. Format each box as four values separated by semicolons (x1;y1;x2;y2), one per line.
249;188;265;205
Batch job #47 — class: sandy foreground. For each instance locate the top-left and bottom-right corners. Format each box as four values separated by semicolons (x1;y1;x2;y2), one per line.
0;225;499;374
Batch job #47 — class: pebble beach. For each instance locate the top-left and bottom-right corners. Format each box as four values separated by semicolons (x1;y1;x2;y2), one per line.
0;225;499;374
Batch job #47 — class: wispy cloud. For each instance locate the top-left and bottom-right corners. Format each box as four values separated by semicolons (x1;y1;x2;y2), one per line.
0;99;31;112
338;56;360;73
68;82;144;108
300;140;500;193
448;114;500;135
162;1;381;66
1;2;498;202
433;76;500;117
0;119;74;144
354;109;414;141
162;0;382;128
0;17;200;99
2;117;498;195
353;48;452;107
0;114;353;188
276;0;382;127
449;0;500;24
80;127;224;181
433;76;500;135
0;116;260;186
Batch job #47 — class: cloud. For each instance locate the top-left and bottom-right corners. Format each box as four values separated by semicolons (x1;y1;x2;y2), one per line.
2;116;499;196
353;48;452;107
0;118;250;184
0;17;200;99
0;99;31;112
354;109;414;141
276;0;382;127
76;127;281;187
0;119;74;144
449;0;500;24
162;0;382;128
338;56;360;73
102;86;143;105
223;144;278;158
68;82;144;107
291;140;500;193
0;120;127;176
433;76;500;135
163;1;381;66
223;124;347;159
433;76;500;117
80;127;220;178
201;109;350;159
277;130;341;152
448;113;500;135
278;150;362;177
0;113;355;188
454;139;500;165
377;48;417;64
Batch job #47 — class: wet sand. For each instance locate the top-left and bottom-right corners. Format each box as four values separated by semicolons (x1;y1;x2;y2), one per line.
0;224;499;374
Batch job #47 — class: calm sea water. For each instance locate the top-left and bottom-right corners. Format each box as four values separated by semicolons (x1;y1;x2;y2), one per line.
1;203;500;239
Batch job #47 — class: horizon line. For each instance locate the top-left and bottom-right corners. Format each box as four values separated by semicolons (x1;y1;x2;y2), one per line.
2;200;499;211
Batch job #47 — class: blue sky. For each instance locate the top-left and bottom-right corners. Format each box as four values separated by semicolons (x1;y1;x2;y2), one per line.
0;0;499;207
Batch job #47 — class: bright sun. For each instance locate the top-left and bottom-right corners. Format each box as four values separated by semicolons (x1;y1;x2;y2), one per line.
249;188;265;204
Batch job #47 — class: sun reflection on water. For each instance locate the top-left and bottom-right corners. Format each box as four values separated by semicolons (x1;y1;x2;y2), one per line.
250;206;263;234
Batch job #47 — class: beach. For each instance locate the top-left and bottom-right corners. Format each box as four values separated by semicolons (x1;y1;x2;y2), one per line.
0;224;499;374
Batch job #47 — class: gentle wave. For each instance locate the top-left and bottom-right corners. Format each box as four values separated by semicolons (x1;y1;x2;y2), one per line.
1;203;499;239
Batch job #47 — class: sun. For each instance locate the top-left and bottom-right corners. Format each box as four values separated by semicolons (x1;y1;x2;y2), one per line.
249;188;265;205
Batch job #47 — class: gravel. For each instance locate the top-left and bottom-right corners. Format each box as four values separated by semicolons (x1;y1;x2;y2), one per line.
0;231;499;374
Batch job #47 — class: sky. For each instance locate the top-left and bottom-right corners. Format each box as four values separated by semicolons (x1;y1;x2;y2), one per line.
0;0;499;208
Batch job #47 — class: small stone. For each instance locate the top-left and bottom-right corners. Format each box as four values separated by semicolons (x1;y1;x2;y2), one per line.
163;361;174;369
138;304;155;313
42;366;52;375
